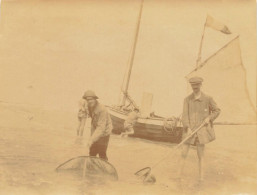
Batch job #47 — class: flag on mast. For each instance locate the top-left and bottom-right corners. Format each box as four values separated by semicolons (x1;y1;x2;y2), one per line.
205;15;232;34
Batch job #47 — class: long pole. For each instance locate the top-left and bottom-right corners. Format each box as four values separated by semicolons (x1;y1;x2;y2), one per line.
151;122;205;169
135;121;206;181
196;17;207;69
122;0;144;105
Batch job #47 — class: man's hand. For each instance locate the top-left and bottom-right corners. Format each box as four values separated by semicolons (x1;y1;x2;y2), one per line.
203;117;210;125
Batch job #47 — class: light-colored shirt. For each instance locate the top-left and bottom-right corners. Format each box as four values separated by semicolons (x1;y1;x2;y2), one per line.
78;99;88;118
78;99;87;112
194;92;202;100
125;111;140;125
89;102;113;143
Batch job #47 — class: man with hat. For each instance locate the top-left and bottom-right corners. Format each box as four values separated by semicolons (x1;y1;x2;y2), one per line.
179;76;221;182
83;90;113;161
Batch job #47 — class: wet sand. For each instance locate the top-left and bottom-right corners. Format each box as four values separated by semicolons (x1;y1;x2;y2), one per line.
0;103;256;195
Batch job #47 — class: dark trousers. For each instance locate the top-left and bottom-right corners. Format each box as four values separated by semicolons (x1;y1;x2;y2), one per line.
89;135;110;161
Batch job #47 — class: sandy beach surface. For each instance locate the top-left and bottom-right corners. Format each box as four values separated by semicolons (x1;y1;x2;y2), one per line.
0;102;256;195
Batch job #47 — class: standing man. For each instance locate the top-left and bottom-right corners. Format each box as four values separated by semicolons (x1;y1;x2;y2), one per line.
83;90;113;161
77;97;88;136
121;108;140;138
179;77;220;182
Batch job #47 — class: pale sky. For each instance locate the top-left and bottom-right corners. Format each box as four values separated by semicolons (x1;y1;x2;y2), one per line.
0;0;256;116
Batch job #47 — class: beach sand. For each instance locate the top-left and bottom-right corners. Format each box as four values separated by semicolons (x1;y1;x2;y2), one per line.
0;103;256;195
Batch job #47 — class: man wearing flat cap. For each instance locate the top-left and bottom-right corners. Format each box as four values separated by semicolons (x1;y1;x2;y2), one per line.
83;90;113;161
179;76;221;182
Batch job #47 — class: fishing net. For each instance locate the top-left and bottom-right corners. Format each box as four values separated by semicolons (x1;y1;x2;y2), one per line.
56;156;118;181
135;122;205;184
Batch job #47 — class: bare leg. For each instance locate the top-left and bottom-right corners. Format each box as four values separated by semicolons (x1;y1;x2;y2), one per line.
79;118;86;136
179;144;190;178
196;144;205;181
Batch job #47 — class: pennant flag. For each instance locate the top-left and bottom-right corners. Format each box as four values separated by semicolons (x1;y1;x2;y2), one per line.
205;15;232;34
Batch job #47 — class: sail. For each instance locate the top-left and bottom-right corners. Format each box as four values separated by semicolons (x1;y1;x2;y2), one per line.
186;36;256;124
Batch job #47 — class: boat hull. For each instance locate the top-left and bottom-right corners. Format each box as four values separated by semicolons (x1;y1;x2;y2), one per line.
108;107;183;143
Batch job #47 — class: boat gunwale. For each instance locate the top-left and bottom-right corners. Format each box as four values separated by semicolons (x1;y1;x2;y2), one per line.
107;105;171;122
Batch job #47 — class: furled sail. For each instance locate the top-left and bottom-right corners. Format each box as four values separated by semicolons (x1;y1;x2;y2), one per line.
186;36;256;124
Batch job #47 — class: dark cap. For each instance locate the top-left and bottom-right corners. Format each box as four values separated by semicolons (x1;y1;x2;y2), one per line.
189;76;203;84
83;90;99;99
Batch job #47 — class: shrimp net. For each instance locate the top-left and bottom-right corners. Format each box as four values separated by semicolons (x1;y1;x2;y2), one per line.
56;156;118;182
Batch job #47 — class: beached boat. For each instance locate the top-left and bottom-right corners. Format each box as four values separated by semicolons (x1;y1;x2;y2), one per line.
108;106;183;143
108;0;183;143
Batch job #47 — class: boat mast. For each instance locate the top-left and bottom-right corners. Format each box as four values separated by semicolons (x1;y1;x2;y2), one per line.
122;0;144;106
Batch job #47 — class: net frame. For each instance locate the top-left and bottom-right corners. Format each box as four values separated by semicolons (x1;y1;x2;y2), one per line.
56;156;119;181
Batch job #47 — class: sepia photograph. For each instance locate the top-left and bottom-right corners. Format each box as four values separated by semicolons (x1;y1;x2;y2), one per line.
0;0;256;194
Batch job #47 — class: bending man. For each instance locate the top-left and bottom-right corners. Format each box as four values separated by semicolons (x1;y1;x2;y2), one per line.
84;90;113;161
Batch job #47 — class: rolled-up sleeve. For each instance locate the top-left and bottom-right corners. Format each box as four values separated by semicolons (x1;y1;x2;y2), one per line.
90;110;107;143
209;97;221;122
182;98;190;129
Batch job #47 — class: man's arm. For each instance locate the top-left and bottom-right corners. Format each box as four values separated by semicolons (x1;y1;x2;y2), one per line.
88;110;107;145
209;97;221;122
182;98;190;129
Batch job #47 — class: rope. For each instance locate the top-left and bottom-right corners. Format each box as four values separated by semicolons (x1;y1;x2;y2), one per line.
163;117;178;133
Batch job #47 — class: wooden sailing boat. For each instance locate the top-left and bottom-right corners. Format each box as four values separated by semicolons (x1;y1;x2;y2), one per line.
108;0;183;143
